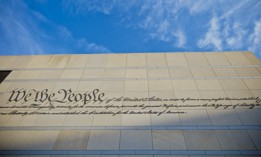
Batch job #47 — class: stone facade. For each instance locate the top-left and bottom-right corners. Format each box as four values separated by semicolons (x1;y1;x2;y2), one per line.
0;51;260;156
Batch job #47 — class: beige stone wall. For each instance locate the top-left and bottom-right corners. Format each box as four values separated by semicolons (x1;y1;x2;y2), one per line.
0;51;260;156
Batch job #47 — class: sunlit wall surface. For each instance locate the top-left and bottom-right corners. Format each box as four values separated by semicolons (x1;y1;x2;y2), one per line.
0;51;260;156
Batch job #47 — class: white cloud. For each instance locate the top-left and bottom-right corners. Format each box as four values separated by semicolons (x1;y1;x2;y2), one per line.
225;22;246;49
198;16;222;51
196;0;261;58
63;0;114;15
56;25;110;53
0;0;110;54
77;39;110;53
153;20;171;42
158;20;170;34
0;1;45;54
61;0;261;56
172;30;186;48
63;0;188;48
136;0;260;53
2;0;259;56
182;0;215;14
249;20;261;54
136;1;188;48
219;1;247;20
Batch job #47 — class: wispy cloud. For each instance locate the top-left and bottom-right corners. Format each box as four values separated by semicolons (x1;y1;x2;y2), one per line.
225;22;246;49
64;0;188;49
77;39;110;53
182;0;216;14
135;1;188;48
0;0;110;55
62;0;261;56
1;0;260;58
172;29;186;48
63;0;114;15
196;0;261;57
0;1;45;54
249;20;261;55
198;16;222;51
149;19;171;42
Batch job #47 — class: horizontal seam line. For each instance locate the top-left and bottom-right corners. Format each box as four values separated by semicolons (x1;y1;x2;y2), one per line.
0;125;260;130
0;64;260;71
4;76;261;82
0;150;260;155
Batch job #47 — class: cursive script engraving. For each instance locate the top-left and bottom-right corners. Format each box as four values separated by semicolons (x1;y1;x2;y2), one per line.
8;88;105;105
0;88;260;116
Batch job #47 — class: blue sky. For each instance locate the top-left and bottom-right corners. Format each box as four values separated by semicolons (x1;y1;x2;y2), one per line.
0;0;261;59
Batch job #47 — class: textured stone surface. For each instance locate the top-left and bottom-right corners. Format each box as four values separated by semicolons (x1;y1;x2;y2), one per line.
0;52;260;156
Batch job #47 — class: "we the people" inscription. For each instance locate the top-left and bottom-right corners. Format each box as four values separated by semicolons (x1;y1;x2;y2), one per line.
1;88;260;116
